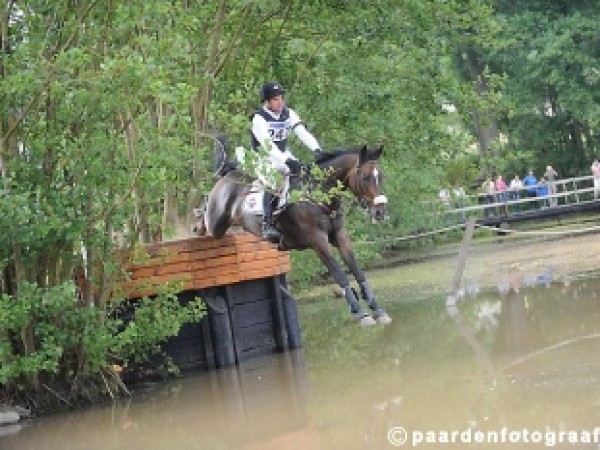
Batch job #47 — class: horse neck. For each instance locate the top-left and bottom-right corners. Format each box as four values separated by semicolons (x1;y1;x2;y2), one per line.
320;154;358;191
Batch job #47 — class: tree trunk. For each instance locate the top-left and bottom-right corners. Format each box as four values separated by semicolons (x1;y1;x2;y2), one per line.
119;113;150;242
465;48;498;165
187;0;228;231
569;120;586;171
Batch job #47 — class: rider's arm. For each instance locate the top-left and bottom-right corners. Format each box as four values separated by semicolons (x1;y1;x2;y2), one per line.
251;114;287;166
289;109;321;152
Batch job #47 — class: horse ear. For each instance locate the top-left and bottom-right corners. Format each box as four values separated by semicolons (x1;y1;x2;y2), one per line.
372;145;383;160
358;145;368;164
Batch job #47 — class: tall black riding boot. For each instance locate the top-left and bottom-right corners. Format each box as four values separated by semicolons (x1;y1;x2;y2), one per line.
261;192;281;242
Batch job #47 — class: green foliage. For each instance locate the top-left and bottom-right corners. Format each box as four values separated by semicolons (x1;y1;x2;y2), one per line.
111;295;205;367
0;282;79;383
288;164;348;206
0;281;205;387
480;0;600;176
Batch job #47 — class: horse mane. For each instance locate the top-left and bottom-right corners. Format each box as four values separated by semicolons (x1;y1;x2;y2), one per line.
314;146;364;165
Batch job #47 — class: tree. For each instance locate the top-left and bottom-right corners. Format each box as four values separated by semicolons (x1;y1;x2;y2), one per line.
0;0;499;399
480;0;600;176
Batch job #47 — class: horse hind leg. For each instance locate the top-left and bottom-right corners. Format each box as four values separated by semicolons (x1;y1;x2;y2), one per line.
191;206;207;236
204;179;239;239
191;202;226;238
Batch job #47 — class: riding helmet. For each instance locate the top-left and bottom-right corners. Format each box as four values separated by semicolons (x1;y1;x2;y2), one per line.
260;82;285;102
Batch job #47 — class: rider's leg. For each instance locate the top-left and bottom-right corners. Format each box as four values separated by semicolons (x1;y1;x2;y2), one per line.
257;154;291;242
262;190;281;242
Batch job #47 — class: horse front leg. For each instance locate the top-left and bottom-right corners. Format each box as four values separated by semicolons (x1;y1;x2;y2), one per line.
333;228;392;324
311;235;376;326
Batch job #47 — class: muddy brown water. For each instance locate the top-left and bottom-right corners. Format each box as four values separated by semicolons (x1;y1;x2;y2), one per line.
2;270;600;449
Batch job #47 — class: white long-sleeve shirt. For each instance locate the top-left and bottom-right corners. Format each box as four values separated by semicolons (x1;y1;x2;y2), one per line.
251;106;320;166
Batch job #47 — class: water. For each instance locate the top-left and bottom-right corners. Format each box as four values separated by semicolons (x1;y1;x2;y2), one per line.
3;274;600;449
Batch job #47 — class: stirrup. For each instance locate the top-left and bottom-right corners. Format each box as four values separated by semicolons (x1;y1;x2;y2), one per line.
261;224;281;243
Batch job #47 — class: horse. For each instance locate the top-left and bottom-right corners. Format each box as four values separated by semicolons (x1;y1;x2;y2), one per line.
195;145;391;326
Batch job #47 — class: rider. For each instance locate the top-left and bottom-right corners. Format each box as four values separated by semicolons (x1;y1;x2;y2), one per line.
250;81;323;241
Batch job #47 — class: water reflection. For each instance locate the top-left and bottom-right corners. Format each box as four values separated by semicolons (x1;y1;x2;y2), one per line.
442;273;600;449
1;350;316;450
3;274;600;449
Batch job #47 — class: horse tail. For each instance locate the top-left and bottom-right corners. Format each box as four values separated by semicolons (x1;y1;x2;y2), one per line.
204;171;245;238
217;160;238;177
210;216;232;239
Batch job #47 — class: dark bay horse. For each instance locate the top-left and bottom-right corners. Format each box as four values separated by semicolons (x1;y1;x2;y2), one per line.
195;145;391;326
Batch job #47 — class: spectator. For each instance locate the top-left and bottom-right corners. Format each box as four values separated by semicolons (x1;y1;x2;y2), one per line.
523;169;538;210
509;174;524;212
482;177;496;217
591;159;600;200
537;177;549;208
544;165;559;207
495;175;508;215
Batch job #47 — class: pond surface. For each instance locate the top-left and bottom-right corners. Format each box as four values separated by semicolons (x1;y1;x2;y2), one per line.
3;272;600;449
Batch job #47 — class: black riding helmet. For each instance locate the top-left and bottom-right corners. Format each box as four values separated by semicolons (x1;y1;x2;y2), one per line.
260;81;285;102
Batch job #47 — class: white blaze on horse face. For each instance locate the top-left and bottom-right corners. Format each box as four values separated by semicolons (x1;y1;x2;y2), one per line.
370;167;386;204
373;168;380;187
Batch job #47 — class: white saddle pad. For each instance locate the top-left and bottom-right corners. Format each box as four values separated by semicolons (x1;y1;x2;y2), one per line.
242;181;286;216
242;191;265;215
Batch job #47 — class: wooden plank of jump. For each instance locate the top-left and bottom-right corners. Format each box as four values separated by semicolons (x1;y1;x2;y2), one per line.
124;263;251;297
120;233;291;299
239;264;292;281
144;234;255;255
127;240;275;270
126;245;240;270
127;253;238;278
237;249;288;263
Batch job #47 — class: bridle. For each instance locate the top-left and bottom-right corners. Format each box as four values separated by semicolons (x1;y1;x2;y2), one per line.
346;159;388;211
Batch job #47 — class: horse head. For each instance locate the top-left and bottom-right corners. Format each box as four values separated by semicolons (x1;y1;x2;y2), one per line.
349;145;387;222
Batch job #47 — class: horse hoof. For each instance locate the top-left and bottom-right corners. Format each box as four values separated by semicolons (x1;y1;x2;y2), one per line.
359;315;377;327
376;313;392;325
192;222;207;236
373;310;392;325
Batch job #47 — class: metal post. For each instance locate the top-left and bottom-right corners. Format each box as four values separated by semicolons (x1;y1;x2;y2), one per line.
447;218;476;307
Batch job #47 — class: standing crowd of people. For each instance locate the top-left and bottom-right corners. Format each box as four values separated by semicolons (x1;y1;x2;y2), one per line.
439;160;600;221
479;165;560;217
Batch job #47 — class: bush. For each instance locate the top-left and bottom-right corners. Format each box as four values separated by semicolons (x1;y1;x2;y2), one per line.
0;280;205;393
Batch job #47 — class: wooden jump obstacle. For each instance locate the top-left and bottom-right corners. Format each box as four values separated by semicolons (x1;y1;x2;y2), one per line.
123;232;301;371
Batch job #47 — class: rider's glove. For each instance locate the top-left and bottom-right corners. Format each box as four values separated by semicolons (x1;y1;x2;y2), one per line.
285;158;303;175
314;148;325;161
